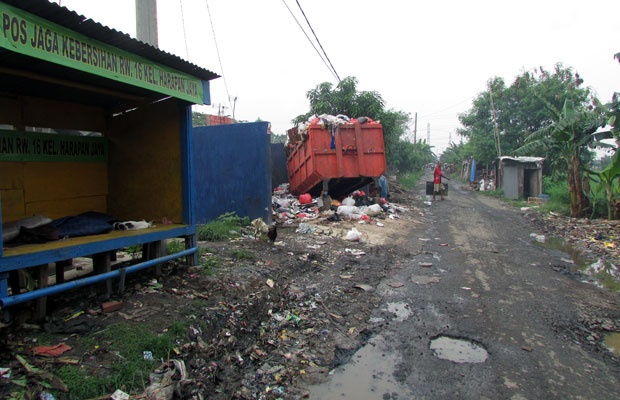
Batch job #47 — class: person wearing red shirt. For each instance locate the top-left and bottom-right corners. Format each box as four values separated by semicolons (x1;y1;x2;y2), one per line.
433;161;450;201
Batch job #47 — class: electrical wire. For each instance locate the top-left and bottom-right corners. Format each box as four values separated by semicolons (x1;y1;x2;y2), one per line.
280;0;339;82
179;0;190;60
294;0;340;82
204;0;232;112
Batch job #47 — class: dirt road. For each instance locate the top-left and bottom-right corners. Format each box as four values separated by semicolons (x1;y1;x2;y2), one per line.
307;173;620;399
3;173;619;399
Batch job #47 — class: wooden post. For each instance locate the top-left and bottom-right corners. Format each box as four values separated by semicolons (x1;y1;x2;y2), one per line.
35;264;49;320
92;252;112;298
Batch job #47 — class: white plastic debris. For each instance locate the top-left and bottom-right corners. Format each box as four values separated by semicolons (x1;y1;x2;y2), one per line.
364;204;382;217
345;227;362;241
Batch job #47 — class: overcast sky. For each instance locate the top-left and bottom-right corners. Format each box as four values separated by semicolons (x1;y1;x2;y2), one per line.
55;0;619;155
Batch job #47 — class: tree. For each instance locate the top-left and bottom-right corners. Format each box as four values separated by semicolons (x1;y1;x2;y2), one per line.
293;77;425;172
457;64;591;176
587;151;620;219
441;141;472;168
516;98;609;217
192;110;207;127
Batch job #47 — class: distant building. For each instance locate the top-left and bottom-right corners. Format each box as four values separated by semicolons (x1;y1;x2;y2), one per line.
206;114;235;126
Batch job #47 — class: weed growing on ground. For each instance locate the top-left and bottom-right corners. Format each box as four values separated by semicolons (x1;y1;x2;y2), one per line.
197;212;249;241
52;323;179;399
166;239;185;255
125;244;142;259
229;249;256;260
398;171;423;190
200;254;225;274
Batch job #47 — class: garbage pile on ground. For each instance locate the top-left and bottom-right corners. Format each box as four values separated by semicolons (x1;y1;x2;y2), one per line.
526;210;620;262
271;183;408;229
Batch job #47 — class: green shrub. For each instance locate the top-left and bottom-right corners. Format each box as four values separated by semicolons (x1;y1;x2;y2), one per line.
398;171;423;190
197;212;249;241
166;239;185;255
541;178;571;215
125;244;142;259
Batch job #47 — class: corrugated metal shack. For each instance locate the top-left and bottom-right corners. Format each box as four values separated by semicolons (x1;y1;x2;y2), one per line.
494;156;544;200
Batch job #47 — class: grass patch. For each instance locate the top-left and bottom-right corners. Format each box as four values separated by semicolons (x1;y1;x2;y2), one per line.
229;249;256;260
197;212;249;241
166;239;185;255
398;171;423;190
125;244;142;259
51;322;181;399
200;254;226;274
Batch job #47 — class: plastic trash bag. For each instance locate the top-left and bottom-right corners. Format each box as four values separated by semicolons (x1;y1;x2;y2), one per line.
364;204;382;217
345;227;362;241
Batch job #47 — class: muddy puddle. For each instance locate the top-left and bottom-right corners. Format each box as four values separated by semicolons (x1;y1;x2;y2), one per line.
534;236;620;291
308;334;412;399
604;332;620;356
429;335;488;363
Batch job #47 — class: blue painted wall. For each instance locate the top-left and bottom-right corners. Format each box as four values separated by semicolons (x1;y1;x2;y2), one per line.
192;122;272;224
270;142;288;189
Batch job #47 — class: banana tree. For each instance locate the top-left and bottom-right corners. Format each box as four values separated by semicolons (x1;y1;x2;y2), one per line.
516;98;609;217
587;150;620;219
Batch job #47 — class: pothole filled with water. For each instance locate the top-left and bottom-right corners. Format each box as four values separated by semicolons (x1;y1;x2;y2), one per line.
430;335;488;363
308;334;412;399
534;236;620;291
604;332;620;356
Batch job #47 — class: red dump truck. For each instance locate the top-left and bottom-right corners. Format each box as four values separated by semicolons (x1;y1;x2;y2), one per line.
286;117;387;198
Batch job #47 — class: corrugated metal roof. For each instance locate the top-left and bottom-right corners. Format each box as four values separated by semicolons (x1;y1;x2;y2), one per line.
498;156;545;163
2;0;219;81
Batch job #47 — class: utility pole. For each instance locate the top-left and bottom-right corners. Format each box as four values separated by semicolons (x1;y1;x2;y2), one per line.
489;85;502;157
231;96;238;120
489;83;502;191
135;0;158;47
427;123;430;145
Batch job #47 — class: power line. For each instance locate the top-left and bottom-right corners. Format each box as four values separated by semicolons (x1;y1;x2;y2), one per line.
280;0;339;82
204;0;232;111
294;0;340;82
418;97;473;118
179;0;190;59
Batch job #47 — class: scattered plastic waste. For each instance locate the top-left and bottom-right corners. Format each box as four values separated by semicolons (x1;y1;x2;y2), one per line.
143;351;154;361
345;227;362;241
111;389;130;400
345;248;366;256
364;204;382;217
31;343;72;357
296;223;317;234
419;262;433;268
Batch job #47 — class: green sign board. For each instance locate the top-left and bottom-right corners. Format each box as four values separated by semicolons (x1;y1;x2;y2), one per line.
0;2;205;104
0;130;108;162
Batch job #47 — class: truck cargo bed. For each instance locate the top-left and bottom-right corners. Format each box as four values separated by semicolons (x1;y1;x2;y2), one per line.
286;123;386;197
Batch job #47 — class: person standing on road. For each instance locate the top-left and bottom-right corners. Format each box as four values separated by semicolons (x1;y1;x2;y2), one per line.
433;161;450;201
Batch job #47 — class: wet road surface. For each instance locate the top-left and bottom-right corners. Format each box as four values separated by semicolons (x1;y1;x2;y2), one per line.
307;174;620;399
